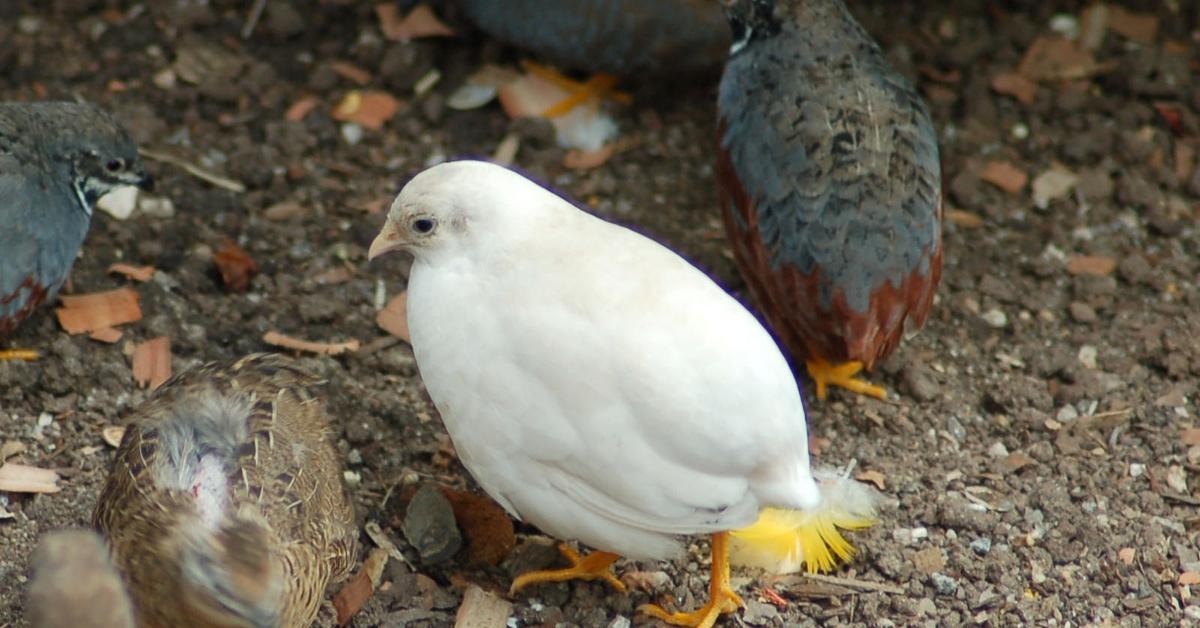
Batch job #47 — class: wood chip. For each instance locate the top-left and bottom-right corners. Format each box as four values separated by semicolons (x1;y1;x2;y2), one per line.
213;239;259;293
131;336;172;390
1182;428;1200;447
376;293;410;343
102;425;126;448
107;263;156;282
563;144;616;170
946;208;984;228
0;463;60;493
88;327;123;343
1;441;26;461
331;90;401;130
310;265;355;286
331;61;372;85
854;469;887;491
440;487;516;566
1000;452;1036;473
980;160;1028;194
1117;547;1136;565
285;96;320;122
454;585;512;628
1180;571;1200;585
990;72;1038;105
263;331;361;355
55;287;142;334
1066;255;1117;277
492;133;520;166
333;546;389;625
377;3;455;42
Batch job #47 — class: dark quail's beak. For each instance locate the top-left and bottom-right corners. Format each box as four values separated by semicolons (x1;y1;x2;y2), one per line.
136;169;155;192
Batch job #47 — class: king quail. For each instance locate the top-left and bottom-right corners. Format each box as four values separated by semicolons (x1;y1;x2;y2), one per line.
93;354;358;628
0;101;152;360
716;0;943;400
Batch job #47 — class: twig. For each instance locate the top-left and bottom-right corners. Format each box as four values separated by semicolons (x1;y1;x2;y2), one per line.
364;520;412;568
803;573;905;595
138;148;247;193
242;0;268;39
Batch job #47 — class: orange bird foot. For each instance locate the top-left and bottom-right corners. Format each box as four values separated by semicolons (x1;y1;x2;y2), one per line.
639;532;745;628
510;545;626;595
521;60;632;118
0;349;38;361
805;358;887;401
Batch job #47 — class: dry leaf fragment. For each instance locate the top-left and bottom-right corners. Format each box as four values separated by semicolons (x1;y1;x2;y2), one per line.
102;426;126;448
376;293;410;343
88;327;123;344
0;463;60;493
132;337;172;390
285;96;320;122
1066;255;1117;277
333;546;389;625
262;331;361;355
107;263;156;282
1107;6;1158;44
454;585;512;628
331;61;372;85
1032;166;1080;209
377;3;455;42
56;288;143;334
1180;572;1200;585
1181;428;1200;446
440;487;516;566
310;266;355;286
1000;452;1036;473
990;72;1038;105
1017;36;1099;82
854;469;887;491
980;160;1028;194
1117;547;1135;565
331;90;401;130
213;239;259;293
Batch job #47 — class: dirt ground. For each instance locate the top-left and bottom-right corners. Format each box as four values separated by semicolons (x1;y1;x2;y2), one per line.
2;1;1199;626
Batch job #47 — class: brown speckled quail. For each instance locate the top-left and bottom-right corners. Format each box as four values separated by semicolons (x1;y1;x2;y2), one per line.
28;529;136;628
93;354;358;628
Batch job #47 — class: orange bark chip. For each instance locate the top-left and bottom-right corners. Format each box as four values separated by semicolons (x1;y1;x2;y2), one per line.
107;263;156;282
55;287;142;334
263;331;360;355
377;3;455;42
132;336;172;390
0;463;60;493
376;293;410;343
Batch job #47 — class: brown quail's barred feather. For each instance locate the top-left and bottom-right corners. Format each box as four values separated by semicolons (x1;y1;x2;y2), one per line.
27;529;136;628
94;354;357;628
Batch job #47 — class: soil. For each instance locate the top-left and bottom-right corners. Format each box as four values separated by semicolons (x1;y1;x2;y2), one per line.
2;1;1200;627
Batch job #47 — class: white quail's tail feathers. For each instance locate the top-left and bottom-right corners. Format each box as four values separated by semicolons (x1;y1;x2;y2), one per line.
730;470;878;574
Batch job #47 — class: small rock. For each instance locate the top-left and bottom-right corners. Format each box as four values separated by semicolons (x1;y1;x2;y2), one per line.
970;537;992;556
1075;167;1114;201
1068;302;1097;323
1077;345;1098;369
987;442;1010;458
893;527;929;545
915;597;937;616
980;309;1008;328
901;362;939;402
912;547;947;574
264;1;305;38
741;599;779;625
606;617;632;628
930;573;958;596
402;484;463;564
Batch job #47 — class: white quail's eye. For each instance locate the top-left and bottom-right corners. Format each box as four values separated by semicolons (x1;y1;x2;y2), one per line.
412;218;435;234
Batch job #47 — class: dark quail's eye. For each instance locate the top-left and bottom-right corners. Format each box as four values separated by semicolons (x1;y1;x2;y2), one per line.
412;218;435;234
105;159;125;172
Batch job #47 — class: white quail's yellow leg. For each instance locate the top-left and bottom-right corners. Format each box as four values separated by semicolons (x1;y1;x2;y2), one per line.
639;532;745;628
510;545;626;594
521;60;632;118
806;358;887;400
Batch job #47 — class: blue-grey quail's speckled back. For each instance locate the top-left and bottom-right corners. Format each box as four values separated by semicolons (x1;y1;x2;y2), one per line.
718;0;941;315
459;0;730;78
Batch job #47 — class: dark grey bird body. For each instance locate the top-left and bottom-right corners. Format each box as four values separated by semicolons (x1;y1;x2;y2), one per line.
0;102;149;338
717;0;942;371
458;0;730;79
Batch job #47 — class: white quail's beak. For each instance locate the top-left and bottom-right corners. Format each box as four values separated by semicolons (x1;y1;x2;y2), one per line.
368;219;405;261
